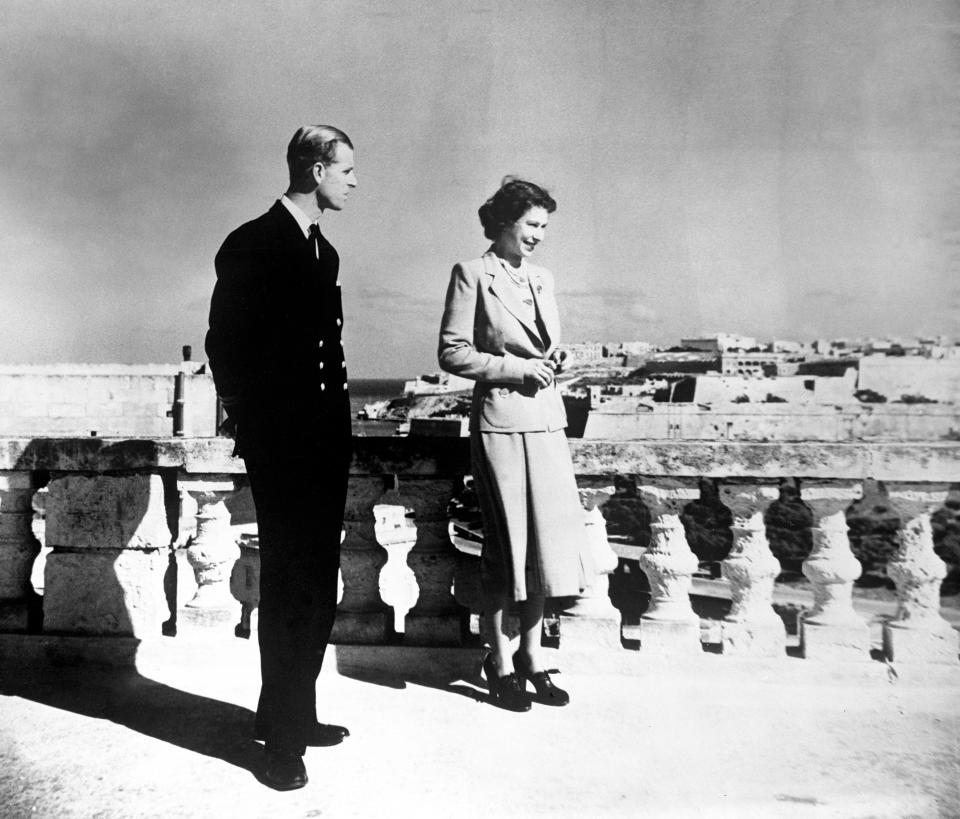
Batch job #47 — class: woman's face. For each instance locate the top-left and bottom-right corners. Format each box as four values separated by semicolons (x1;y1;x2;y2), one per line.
498;206;549;262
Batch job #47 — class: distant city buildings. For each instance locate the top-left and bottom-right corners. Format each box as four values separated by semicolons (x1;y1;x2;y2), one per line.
572;332;960;441
403;371;473;395
680;333;758;353
2;332;958;442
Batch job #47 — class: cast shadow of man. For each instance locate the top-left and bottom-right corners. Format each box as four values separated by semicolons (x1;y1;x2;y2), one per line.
3;438;264;780
0;664;263;777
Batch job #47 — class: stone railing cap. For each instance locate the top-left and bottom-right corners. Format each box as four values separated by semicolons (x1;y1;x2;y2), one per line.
0;437;959;482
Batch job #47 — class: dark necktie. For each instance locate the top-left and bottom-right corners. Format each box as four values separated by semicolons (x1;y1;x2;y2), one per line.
308;222;321;261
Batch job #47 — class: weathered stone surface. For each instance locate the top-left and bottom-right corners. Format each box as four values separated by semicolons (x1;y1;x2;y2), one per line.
229;543;259;610
883;622;960;664
406;539;465;646
719;482;785;656
0;601;31;632
800;620;871;662
569;441;960;481
452;551;482;613
0;536;41;600
43;549;168;637
407;549;456;608
560;611;621;651
385;479;459;521
229;541;259;638
637;480;701;630
0;471;33;493
625;618;702;654
721;621;786;657
344;477;390;521
0;512;32;540
179;477;239;612
45;474;170;551
334;644;482;681
881;482;958;664
403;614;465;646
800;481;867;629
0;470;40;606
338;529;389;627
4;437;960;483
330;611;392;644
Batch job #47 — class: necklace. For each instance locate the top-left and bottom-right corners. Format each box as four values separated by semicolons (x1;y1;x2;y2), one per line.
499;257;528;287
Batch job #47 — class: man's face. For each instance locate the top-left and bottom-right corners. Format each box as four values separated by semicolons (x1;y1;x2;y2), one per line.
315;143;357;211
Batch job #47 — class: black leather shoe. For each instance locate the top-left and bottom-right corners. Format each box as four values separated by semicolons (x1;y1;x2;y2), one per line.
263;747;308;791
483;654;531;712
307;723;349;747
513;650;569;706
254;722;349;747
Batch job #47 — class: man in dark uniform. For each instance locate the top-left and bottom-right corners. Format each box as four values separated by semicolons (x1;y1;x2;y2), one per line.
205;125;357;791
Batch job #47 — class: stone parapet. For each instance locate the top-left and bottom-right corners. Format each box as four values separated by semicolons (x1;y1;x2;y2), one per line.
0;437;956;668
3;438;960;481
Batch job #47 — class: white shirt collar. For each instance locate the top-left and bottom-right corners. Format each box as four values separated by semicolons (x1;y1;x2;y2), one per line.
280;194;317;239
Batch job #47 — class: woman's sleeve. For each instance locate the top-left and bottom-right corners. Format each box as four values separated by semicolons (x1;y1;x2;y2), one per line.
438;262;526;384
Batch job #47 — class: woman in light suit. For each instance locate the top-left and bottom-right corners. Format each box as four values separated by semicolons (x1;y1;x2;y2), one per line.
439;178;588;711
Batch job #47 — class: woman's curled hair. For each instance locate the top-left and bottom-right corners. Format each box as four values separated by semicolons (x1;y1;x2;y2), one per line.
478;177;557;241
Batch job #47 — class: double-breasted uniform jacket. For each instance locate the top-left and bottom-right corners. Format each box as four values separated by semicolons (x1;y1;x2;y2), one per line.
205;200;350;463
438;249;568;432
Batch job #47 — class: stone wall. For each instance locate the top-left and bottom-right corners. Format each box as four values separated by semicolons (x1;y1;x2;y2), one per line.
859;355;960;403
0;365;218;437
583;403;960;442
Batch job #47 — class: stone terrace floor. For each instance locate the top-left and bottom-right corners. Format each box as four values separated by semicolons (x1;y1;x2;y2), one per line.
1;622;958;819
2;576;960;819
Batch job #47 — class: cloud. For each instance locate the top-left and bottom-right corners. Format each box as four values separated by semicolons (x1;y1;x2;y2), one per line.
558;288;662;341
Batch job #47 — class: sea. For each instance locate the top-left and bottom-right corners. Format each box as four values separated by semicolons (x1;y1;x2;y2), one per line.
350;377;407;436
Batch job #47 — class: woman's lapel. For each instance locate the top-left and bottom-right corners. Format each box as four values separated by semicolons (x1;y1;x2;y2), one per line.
528;267;558;353
483;251;542;342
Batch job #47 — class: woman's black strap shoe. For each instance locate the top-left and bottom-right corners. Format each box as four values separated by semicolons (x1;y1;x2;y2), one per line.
513;651;570;706
483;655;532;712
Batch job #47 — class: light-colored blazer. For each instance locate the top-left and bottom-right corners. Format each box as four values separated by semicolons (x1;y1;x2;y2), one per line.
438;249;568;433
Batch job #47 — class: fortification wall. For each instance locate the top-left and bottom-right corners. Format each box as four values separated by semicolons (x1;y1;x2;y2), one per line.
583;404;960;442
0;366;218;437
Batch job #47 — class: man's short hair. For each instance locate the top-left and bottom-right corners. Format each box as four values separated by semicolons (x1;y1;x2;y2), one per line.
286;125;353;184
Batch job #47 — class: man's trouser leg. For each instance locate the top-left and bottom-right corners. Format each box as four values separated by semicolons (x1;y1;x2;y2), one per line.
245;456;348;753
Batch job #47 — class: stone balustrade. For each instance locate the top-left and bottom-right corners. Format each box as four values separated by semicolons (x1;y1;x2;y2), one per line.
0;436;958;667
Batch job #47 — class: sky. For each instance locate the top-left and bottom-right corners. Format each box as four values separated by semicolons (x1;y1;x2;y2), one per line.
1;0;958;377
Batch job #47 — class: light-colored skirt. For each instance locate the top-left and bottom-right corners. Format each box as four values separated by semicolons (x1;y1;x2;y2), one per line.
471;428;590;601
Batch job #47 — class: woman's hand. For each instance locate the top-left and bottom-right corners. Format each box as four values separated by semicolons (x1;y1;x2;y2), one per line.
522;358;556;388
549;348;570;374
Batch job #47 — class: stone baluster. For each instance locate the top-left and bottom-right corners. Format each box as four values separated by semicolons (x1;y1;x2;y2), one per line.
882;483;959;664
374;499;420;635
719;481;785;656
178;477;240;626
631;478;702;654
799;480;870;661
560;484;621;650
332;477;391;644
396;479;466;646
43;473;171;637
0;471;40;632
230;532;261;639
